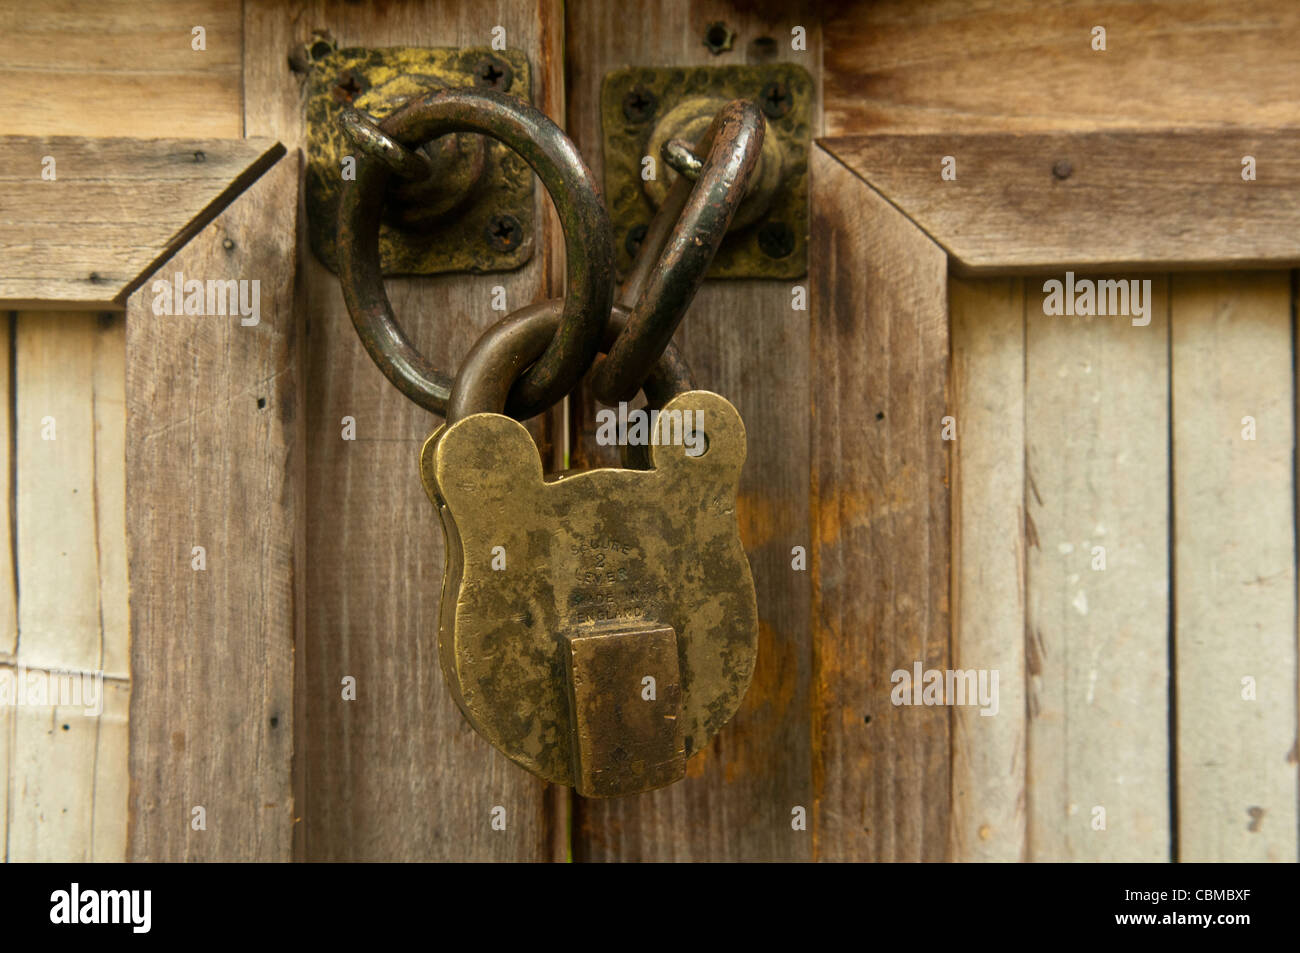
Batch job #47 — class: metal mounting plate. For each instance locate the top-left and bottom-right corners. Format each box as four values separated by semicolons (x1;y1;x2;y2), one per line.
305;46;534;276
601;63;812;279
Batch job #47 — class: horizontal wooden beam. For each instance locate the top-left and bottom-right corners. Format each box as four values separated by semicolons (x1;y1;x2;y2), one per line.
0;136;284;308
0;0;242;139
820;129;1300;273
823;1;1300;137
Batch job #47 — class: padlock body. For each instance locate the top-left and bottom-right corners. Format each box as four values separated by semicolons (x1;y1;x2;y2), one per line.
422;390;758;796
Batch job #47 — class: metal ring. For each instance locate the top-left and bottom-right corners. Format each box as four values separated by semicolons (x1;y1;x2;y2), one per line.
449;300;693;423
661;138;703;180
589;99;764;405
338;87;615;418
339;106;434;181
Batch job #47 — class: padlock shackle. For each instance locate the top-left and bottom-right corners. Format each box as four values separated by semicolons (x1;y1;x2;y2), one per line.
590;99;764;405
449;300;693;423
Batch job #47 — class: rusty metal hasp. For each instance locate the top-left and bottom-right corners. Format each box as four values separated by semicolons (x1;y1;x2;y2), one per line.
306;46;534;276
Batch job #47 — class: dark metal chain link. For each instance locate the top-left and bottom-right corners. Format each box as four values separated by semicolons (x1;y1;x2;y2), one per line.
336;87;762;419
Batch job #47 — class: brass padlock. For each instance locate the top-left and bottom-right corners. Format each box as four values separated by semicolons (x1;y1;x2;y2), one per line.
332;88;765;798
421;305;759;798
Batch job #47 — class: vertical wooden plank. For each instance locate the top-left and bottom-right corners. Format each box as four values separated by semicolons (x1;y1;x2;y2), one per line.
565;0;820;865
0;669;9;858
949;276;1027;862
1172;271;1298;861
6;674;128;861
92;315;128;679
810;147;951;861
15;313;126;678
89;680;131;861
10;695;100;861
0;311;9;858
9;309;129;861
0;312;10;856
0;316;14;659
1024;274;1170;861
243;0;562;861
571;275;813;862
125;157;299;861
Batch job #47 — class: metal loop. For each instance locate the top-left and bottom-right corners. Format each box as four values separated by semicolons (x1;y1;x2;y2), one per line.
339;106;434;182
449;300;693;423
589;99;764;405
661;138;703;180
338;87;614;418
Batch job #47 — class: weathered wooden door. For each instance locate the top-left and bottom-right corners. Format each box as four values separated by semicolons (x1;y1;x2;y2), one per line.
2;0;1297;863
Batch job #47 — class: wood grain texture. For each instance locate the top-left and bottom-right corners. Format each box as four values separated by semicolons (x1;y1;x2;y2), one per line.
0;316;14;659
824;0;1300;136
6;674;129;861
243;0;564;861
0;1;248;864
1024;275;1171;861
14;312;127;678
125;156;299;862
12;311;128;861
949;276;1027;862
1171;271;1298;861
0;0;241;138
0;690;7;856
565;0;820;862
0;136;285;307
819;131;1300;274
810;146;950;861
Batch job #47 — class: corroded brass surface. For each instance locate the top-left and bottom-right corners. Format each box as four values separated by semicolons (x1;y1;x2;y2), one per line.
422;390;758;794
602;64;812;278
562;623;685;798
306;46;533;275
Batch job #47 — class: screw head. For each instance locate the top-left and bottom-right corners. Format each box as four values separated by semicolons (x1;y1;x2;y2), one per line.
485;214;523;252
290;31;336;73
757;221;795;259
1052;159;1073;180
622;85;658;124
759;80;793;120
332;70;367;103
473;56;512;92
703;22;735;55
